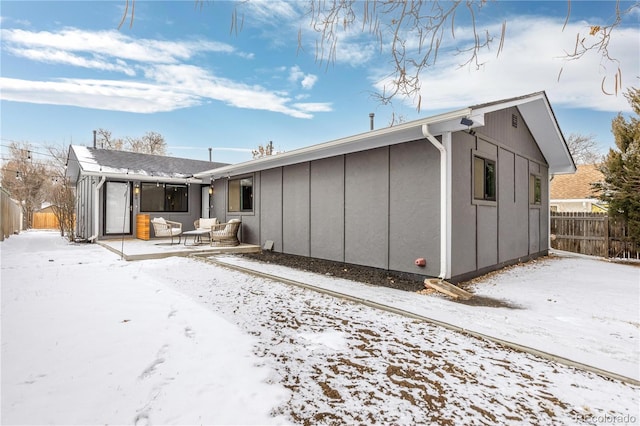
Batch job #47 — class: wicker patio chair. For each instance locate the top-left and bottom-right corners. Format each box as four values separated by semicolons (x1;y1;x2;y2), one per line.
210;219;241;247
151;217;182;244
193;218;218;244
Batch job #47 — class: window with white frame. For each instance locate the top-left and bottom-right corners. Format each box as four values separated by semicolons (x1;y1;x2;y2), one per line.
529;174;542;205
473;156;496;202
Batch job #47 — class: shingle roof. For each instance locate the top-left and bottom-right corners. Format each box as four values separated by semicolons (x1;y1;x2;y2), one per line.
69;145;228;180
550;164;603;199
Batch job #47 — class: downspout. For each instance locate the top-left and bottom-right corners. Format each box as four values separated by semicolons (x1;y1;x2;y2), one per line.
88;176;106;242
421;124;449;280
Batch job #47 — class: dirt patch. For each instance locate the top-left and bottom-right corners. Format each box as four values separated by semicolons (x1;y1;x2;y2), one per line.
240;251;524;308
241;251;426;292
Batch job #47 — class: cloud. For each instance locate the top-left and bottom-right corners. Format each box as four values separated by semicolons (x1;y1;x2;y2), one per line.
0;77;199;113
0;27;330;118
1;28;233;63
4;46;137;76
300;74;318;90
288;65;318;90
239;0;300;24
370;16;638;113
292;102;333;113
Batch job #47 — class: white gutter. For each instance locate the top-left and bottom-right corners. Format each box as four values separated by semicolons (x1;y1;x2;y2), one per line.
79;171;203;184
421;124;449;280
88;176;106;243
195;108;472;180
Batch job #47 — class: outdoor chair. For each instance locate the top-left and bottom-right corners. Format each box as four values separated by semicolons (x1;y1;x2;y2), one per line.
151;217;182;244
192;217;218;244
210;219;241;247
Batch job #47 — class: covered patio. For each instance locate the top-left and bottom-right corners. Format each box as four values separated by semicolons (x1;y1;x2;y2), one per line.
97;238;260;261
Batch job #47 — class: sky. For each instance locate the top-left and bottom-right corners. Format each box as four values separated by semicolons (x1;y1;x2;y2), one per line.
1;1;639;165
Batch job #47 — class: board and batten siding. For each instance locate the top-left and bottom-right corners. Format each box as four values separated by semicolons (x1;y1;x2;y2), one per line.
231;140;442;278
450;107;550;280
310;156;345;262
282;163;310;256
75;175;98;240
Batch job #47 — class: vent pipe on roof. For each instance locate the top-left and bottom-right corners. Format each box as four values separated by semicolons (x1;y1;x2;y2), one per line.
209;147;212;162
369;113;375;130
93;130;97;148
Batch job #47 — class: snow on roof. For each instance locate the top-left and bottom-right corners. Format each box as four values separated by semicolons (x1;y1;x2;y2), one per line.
66;145;228;183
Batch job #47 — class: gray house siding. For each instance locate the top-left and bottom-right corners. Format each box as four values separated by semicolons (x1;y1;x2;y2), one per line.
450;107;550;280
344;147;389;269
283;163;310;256
450;131;478;276
260;168;283;252
310;156;345;262
220;140;441;276
74;175;97;240
389;140;441;277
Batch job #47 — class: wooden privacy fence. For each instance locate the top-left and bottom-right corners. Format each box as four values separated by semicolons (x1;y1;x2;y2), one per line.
550;212;639;259
1;188;22;241
32;212;60;230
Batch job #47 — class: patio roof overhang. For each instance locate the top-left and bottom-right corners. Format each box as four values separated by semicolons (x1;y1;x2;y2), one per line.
73;170;204;185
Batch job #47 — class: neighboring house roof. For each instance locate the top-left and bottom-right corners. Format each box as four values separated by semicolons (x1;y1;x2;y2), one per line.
195;91;576;179
66;146;228;184
550;164;604;200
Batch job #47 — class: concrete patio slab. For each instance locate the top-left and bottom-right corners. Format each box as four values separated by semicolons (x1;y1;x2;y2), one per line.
97;238;260;261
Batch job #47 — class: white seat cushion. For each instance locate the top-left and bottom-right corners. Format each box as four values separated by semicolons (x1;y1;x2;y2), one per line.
199;218;217;230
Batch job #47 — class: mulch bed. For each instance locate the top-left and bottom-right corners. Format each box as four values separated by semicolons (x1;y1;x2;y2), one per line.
241;251;427;292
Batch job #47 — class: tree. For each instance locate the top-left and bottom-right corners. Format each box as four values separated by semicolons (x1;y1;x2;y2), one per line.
120;0;637;109
130;131;167;155
0;142;49;229
565;133;602;165
252;141;283;159
95;128;123;150
95;128;167;155
595;87;640;241
46;144;76;240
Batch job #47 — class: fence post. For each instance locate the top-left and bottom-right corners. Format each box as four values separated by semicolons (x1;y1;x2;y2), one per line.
604;215;610;257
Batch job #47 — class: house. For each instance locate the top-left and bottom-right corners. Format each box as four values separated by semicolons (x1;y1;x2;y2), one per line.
65;146;227;241
550;164;606;212
195;92;576;282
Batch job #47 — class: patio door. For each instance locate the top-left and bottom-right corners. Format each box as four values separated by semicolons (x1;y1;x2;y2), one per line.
105;181;131;235
201;186;211;218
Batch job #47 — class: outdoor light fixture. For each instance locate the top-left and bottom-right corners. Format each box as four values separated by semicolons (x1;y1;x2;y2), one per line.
460;117;474;127
208;185;214;195
134;183;140;195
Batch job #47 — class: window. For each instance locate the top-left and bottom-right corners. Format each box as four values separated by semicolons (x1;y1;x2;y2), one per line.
474;156;496;201
140;183;188;212
529;174;542;205
228;176;253;212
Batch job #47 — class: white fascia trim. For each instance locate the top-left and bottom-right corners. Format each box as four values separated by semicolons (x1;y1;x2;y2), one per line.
195;108;472;179
79;171;203;184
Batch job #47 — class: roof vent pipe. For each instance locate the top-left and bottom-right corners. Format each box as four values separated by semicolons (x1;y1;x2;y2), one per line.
209;147;212;162
369;113;375;130
93;130;97;148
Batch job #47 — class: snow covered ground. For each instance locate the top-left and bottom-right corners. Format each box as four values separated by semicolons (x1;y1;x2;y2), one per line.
1;230;639;425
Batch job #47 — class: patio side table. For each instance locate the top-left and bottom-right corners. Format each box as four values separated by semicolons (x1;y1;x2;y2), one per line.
182;229;211;246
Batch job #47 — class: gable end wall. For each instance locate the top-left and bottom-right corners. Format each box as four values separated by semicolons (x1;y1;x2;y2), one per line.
450;107;549;281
